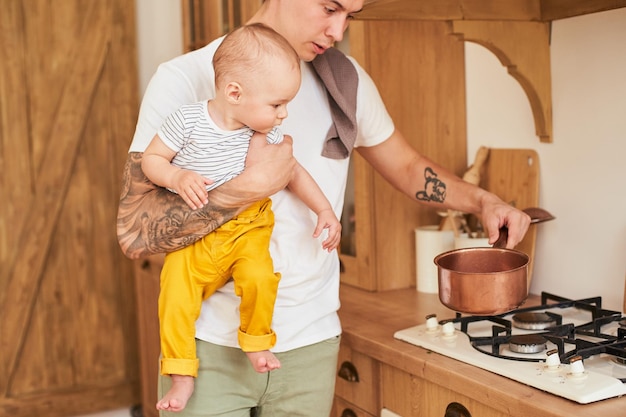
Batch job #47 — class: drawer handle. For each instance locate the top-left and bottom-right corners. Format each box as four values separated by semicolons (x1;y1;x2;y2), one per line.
338;361;359;382
340;409;358;417
445;402;472;417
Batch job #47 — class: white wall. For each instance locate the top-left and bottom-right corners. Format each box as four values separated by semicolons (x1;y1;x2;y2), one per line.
135;0;183;94
135;3;626;310
466;8;626;310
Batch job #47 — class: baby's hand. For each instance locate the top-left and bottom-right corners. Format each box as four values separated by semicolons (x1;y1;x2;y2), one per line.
313;209;342;252
171;169;212;210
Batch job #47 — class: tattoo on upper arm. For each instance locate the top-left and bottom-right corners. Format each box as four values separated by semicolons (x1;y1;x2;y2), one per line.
415;167;446;203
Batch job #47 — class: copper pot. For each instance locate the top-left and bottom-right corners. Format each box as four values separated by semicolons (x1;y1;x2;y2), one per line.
434;247;529;315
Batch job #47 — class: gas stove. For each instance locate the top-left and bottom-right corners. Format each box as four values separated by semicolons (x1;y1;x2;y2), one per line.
394;292;626;404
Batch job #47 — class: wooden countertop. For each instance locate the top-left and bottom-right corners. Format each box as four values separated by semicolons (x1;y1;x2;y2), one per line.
338;285;626;417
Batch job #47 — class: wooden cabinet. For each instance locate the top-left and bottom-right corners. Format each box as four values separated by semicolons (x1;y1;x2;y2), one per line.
340;19;468;291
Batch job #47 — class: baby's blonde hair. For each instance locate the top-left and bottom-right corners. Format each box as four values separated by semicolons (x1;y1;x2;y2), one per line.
213;23;300;90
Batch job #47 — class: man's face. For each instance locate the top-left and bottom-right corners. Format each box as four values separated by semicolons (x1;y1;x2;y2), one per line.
275;0;364;62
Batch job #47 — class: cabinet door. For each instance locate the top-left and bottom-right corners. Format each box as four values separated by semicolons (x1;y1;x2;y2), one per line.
335;342;380;415
380;364;421;417
421;380;508;417
380;363;508;417
341;19;467;291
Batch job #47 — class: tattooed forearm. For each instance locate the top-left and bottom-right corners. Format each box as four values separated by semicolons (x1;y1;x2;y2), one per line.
116;152;238;259
415;167;446;203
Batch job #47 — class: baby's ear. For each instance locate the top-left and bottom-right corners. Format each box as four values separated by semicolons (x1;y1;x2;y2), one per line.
225;82;243;103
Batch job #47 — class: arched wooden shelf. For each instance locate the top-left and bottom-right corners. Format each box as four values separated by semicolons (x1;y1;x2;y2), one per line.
452;20;553;142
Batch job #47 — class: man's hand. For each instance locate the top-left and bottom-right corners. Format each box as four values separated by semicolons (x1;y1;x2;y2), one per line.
207;132;296;207
480;195;531;249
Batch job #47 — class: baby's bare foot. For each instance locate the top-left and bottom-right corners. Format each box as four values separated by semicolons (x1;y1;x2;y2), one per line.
156;374;195;412
246;350;281;373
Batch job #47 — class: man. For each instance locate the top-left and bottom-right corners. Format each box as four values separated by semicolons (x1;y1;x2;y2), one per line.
117;1;530;416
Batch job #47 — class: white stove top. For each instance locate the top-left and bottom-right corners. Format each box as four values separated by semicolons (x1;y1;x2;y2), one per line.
394;305;626;404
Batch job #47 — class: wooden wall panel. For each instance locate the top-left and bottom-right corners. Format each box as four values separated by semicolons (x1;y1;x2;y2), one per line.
0;0;31;288
0;0;140;416
348;20;467;290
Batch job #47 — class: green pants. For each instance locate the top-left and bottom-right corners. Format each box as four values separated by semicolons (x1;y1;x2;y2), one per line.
159;336;341;417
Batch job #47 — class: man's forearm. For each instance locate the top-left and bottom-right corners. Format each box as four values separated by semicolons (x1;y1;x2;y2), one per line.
116;152;239;259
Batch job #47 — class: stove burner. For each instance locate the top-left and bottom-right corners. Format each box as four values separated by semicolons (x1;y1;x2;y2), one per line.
512;312;557;330
509;334;547;354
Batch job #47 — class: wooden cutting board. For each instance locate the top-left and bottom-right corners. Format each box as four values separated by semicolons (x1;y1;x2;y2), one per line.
481;148;540;287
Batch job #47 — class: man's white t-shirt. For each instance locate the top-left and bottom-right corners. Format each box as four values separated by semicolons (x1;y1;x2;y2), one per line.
130;37;395;352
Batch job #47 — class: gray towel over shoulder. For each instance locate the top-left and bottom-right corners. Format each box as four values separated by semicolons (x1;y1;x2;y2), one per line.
311;47;358;160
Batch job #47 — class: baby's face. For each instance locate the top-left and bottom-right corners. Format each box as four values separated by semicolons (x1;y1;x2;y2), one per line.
238;59;301;133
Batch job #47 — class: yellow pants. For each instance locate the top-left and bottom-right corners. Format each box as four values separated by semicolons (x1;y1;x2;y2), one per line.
158;198;280;377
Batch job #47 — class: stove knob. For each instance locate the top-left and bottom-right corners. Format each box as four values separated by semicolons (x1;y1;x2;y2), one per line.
545;349;560;370
568;355;587;379
442;321;456;337
425;314;439;333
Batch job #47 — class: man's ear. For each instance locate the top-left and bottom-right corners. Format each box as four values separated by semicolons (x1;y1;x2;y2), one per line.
225;82;243;104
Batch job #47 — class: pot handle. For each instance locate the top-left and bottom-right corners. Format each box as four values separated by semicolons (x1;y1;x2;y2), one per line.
492;226;508;248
